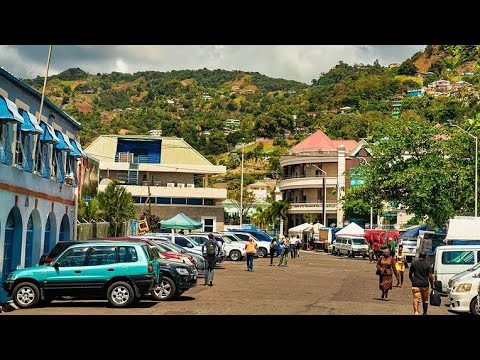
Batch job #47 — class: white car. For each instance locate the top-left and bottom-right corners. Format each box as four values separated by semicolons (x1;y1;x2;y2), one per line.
225;232;271;257
399;238;417;263
189;233;245;261
447;261;480;315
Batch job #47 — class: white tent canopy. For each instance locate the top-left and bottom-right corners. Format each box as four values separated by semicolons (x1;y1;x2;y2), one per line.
335;222;364;236
288;223;313;235
311;222;326;234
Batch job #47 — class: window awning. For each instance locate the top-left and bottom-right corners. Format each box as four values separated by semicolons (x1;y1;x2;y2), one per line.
0;95;24;124
69;138;87;157
18;109;44;134
54;130;75;152
39;122;60;144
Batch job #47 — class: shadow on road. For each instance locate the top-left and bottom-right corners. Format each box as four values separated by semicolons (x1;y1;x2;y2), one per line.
173;295;196;301
44;300;158;309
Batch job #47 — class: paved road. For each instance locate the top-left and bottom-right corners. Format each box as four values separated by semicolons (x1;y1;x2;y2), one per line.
5;251;455;315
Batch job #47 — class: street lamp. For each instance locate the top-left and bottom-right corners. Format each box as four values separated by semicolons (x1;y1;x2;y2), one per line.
306;164;327;226
240;141;245;226
445;122;478;217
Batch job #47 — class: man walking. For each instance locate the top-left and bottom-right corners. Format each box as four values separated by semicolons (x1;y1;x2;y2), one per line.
269;237;277;266
409;251;434;315
289;236;297;258
202;233;221;286
245;237;257;271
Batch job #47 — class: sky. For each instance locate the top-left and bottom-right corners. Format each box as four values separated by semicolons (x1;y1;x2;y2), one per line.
0;45;425;84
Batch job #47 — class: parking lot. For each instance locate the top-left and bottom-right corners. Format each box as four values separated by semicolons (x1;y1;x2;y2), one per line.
5;251;453;315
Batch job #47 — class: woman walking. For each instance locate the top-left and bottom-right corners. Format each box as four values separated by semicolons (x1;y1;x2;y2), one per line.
394;244;407;288
270;238;277;266
376;248;398;301
278;238;289;266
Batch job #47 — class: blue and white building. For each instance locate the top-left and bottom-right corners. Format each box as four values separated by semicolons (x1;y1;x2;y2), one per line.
0;67;86;301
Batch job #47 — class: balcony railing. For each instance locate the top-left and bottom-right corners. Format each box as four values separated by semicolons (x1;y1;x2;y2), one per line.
115;152;159;164
282;174;332;180
289;202;337;209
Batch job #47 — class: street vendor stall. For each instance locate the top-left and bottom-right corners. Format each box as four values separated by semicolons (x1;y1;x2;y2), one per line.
288;223;313;250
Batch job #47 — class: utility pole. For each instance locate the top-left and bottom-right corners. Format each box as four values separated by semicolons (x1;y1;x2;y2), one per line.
38;45;53;123
240;141;245;226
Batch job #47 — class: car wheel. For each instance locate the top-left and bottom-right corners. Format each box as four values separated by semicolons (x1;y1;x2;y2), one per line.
151;277;176;301
107;281;135;308
12;282;40;309
229;250;242;261
470;296;480;316
257;248;267;258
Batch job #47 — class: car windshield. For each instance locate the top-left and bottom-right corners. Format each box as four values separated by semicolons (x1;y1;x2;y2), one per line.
189;237;203;246
221;236;232;244
352;238;366;245
401;239;418;245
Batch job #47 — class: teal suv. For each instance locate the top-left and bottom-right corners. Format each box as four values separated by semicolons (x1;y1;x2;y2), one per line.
3;242;160;308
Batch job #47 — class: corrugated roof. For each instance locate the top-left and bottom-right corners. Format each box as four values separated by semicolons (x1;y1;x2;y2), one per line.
291;130;358;153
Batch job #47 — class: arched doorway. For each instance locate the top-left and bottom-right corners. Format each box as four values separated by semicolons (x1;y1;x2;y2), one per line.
2;207;23;282
59;214;70;242
43;212;57;254
24;209;42;267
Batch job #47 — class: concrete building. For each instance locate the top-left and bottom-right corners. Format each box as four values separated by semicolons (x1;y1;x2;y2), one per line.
84;135;227;232
279;130;368;228
0;67;85;299
246;180;276;201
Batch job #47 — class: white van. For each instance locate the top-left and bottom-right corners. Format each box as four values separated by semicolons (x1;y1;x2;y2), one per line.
447;261;480;315
333;235;368;258
433;245;480;293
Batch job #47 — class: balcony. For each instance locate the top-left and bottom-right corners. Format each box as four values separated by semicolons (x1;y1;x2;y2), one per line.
279;175;338;191
288;202;338;214
98;183;227;200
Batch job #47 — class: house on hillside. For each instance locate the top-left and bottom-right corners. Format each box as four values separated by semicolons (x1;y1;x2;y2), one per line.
406;89;425;97
388;63;400;68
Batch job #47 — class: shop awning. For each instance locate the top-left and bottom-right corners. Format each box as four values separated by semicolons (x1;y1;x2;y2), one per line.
54;130;75;151
69;138;87;157
0;95;24;124
40;122;60;144
18;109;43;134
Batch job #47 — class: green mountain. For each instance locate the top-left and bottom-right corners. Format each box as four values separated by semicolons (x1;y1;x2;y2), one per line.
23;45;480;164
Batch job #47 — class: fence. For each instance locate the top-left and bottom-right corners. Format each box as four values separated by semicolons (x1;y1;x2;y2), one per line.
77;221;128;240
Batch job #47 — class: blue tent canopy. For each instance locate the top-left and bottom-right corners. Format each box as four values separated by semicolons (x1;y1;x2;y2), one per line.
69;139;86;157
400;225;428;238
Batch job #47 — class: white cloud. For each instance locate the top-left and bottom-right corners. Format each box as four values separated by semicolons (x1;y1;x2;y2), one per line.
0;45;425;83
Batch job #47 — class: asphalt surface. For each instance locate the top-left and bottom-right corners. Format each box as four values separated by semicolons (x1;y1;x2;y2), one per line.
5;251;455;315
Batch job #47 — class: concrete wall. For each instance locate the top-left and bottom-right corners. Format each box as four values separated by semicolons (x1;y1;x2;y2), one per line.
135;204;225;232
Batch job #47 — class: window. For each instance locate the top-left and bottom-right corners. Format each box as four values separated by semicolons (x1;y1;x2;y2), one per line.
118;246;138;263
142;245;156;261
235;233;250;241
175;236;190;247
56;247;89;267
133;197;141;203
156;197;171;204
187;198;203;205
85;247;117;266
202;217;215;232
15;126;25;168
172;198;187;204
189;236;207;245
442;251;474;265
203;199;214;206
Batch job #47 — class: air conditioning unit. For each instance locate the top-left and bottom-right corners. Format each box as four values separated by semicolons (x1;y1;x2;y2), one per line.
186;183;194;188
167;183;175;188
177;183;185;188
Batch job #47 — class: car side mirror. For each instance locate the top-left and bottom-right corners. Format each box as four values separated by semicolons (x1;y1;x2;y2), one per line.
53;262;60;269
187;243;194;248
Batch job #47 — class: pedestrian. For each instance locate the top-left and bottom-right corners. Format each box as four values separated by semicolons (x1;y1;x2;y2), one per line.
179;229;185;235
368;241;374;263
245;237;257;271
373;239;381;261
269;237;277;266
389;237;396;257
376;248;398;301
278;238;289;266
295;237;301;258
409;251;434;315
202;233;221;286
289;235;297;258
394;244;407;288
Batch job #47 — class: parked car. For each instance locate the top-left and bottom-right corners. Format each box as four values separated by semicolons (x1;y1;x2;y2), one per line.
150;239;206;276
38;241;89;265
447;261;480;315
4;242;160;308
152;233;203;255
226;231;271;257
190;233;245;261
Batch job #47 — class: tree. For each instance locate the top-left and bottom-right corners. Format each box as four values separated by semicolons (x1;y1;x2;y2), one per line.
96;181;136;236
227;188;256;220
398;60;417;76
341;186;383;221
78;197;99;223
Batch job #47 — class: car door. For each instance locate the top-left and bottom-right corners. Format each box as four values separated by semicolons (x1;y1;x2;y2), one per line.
44;246;89;297
79;246;118;296
116;245;140;276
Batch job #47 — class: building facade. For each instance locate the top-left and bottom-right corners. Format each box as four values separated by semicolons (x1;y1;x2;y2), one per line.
279;130;367;228
85;135;227;232
0;67;85;300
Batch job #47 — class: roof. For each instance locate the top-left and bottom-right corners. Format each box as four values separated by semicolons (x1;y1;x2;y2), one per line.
335;222;365;236
291;129;358;153
247;180;276;188
400;225;428;238
0;67;81;130
85;135;215;166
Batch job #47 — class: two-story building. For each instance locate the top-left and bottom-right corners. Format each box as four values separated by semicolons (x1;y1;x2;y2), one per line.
84;135;227;232
279;130;369;228
0;67;85;300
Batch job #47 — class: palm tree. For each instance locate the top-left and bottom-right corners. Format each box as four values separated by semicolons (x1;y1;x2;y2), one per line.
78;197;100;223
97;180;136;236
270;200;290;236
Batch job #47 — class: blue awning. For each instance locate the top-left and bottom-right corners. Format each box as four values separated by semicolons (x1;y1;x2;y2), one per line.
18;109;44;134
0;95;24;124
54;130;75;152
69;139;87;157
39;122;60;144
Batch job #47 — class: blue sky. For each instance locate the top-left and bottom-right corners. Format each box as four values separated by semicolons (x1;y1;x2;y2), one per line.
0;45;425;84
